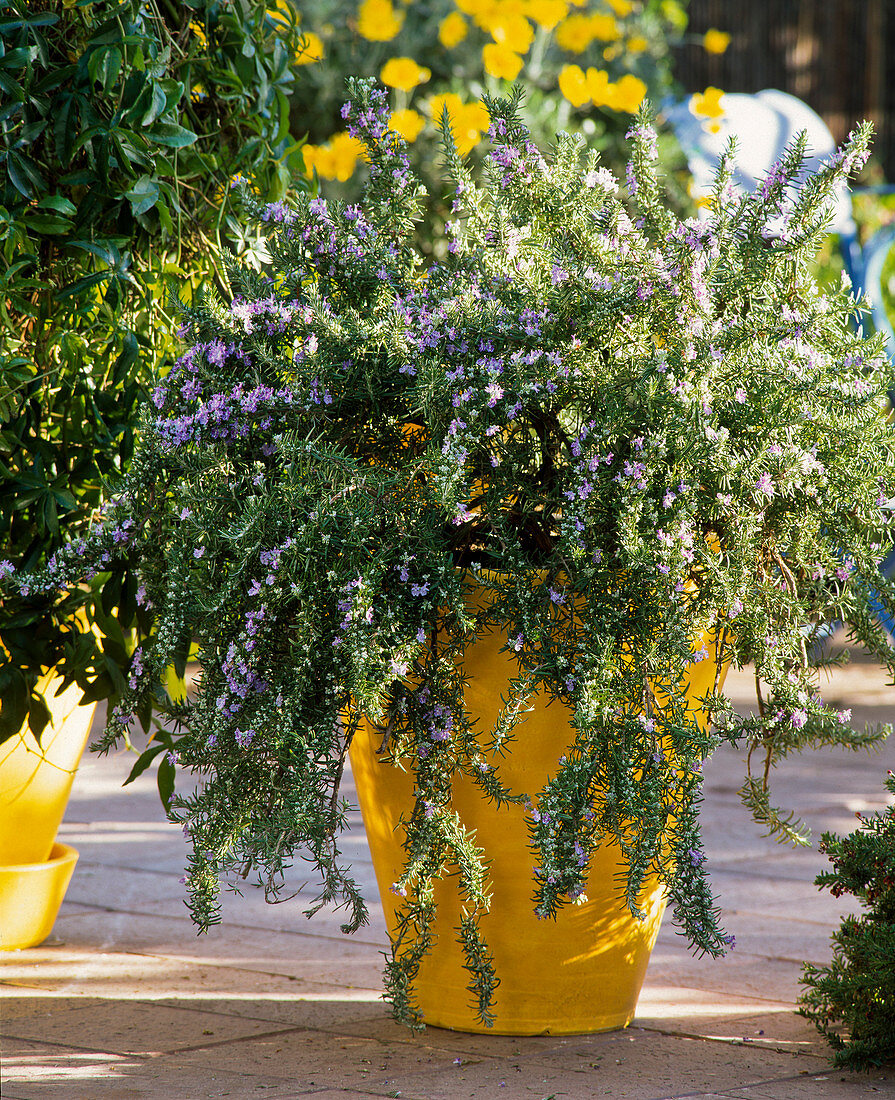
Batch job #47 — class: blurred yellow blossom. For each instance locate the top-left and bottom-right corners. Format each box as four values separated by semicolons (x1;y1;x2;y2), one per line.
381;56;431;90
294;31;324;64
357;0;403;41
703;28;730;54
690;86;725;118
429;94;489;155
303;132;366;181
555;13;594;51
586;66;612;103
482;42;524;80
606;0;632;14
627;34;647;52
474;0;528;34
525;0;568;30
429;91;464;124
390;108;425;142
589;12;620;40
558;64;590;107
610;72;646;112
559;66;643;113
438;10;468;47
489;12;535;54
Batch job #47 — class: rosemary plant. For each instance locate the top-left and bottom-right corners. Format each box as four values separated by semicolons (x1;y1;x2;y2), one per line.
8;79;895;1028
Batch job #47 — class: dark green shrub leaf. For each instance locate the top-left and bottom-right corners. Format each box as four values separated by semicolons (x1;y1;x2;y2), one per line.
124;176;159;215
123;741;167;785
157;754;176;809
140;82;167;127
23;213;71;234
36;194;77;215
0;666;28;741
27;690;51;742
148;120;197;148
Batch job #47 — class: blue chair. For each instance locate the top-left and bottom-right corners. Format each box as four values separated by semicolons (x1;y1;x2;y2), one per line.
664;89;895;639
663;89;895;353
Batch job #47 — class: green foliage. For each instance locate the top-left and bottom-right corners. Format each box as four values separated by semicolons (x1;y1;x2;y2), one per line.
0;0;307;742
7;79;895;1029
799;770;895;1071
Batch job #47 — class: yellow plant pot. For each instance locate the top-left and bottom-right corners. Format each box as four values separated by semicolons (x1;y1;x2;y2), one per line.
0;670;97;866
0;842;79;950
350;609;726;1035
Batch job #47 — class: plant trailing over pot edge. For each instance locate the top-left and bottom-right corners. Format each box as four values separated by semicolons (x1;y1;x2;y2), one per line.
6;79;895;1029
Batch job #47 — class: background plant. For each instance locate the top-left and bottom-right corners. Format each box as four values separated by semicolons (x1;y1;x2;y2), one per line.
799;769;895;1072
0;0;306;744
286;0;717;248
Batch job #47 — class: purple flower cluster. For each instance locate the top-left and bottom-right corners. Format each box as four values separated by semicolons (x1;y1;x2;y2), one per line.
153;382;293;450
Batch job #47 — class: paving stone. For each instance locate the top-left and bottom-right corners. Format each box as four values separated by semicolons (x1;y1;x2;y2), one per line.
2;998;302;1056
0;992;110;1021
171;1028;473;1092
637;1006;829;1058
0;1036;305;1098
726;1070;895;1099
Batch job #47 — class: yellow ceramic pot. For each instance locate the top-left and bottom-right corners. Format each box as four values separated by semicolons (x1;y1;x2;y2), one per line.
0;842;79;950
350;602;726;1035
0;669;97;866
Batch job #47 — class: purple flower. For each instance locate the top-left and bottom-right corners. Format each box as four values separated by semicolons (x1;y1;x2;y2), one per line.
755;473;774;497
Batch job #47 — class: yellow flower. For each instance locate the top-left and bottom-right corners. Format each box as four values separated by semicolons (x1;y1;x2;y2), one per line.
329;132;366;180
627;34;647;53
555;13;594;52
589;12;620;41
429;91;465;125
380;56;431;91
430;95;489;156
558;64;590;108
606;0;632;14
303;134;365;181
489;12;534;54
390;108;425;142
703;28;730;54
438;11;468;47
690;86;725;119
586;67;612;105
357;0;403;41
190;83;207;102
482;42;524;80
189;20;208;48
454;101;490;155
302;144;320;177
294;31;324;65
525;0;568;31
474;0;527;34
610;72;646;112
